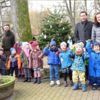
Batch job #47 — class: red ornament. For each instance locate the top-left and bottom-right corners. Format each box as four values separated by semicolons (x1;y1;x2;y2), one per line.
41;27;43;30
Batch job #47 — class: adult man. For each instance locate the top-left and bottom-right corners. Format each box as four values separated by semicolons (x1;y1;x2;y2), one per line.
2;24;15;75
74;11;93;44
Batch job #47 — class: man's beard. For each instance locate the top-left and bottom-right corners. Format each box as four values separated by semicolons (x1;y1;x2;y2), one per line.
5;30;11;36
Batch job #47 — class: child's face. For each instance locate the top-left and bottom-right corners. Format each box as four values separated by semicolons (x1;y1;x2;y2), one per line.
11;49;16;54
51;45;56;49
25;45;29;49
0;50;3;54
76;46;82;52
61;44;66;52
80;42;84;47
94;45;100;51
37;45;39;50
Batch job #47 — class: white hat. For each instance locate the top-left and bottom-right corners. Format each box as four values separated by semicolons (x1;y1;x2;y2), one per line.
60;42;67;47
22;42;29;48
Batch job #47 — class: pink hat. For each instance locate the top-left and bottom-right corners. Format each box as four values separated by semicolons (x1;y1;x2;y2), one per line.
30;41;39;49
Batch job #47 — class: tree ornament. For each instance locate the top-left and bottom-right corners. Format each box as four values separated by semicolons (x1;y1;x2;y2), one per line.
47;20;49;23
63;27;64;30
50;25;52;28
43;18;45;21
41;27;43;30
59;24;61;27
44;35;47;39
54;9;57;13
42;32;43;35
51;38;54;41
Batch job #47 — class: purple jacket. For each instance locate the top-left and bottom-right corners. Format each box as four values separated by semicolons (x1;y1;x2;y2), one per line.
14;43;22;54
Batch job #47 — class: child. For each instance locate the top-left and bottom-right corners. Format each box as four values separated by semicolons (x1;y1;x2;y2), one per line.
7;48;21;81
29;41;44;84
0;47;6;75
68;43;89;92
86;41;100;90
20;42;31;82
14;41;24;78
59;42;73;87
43;41;61;87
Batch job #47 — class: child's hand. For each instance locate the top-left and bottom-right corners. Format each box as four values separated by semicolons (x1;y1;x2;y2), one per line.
46;43;50;48
83;48;86;52
18;67;20;69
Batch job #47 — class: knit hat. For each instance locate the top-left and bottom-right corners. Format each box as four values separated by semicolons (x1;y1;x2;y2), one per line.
0;47;4;51
30;41;39;49
93;42;100;47
10;48;16;52
75;43;83;49
50;41;56;47
22;42;29;48
60;42;67;47
77;40;85;46
19;41;23;47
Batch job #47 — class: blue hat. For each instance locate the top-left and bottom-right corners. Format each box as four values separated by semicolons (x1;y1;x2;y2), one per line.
93;42;100;47
77;40;85;45
50;41;56;47
10;48;16;52
19;41;22;47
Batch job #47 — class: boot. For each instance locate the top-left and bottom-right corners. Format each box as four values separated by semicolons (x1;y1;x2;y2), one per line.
37;77;41;84
23;78;28;82
50;81;54;87
97;86;100;90
21;75;24;78
18;75;21;78
72;84;79;90
69;80;73;86
92;85;96;90
64;81;67;87
82;84;86;92
28;78;31;82
33;77;37;83
56;80;60;87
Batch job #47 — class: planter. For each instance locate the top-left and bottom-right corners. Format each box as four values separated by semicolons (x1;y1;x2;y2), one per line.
0;76;15;100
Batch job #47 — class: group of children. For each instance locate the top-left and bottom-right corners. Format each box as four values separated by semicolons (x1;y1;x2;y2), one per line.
0;35;100;92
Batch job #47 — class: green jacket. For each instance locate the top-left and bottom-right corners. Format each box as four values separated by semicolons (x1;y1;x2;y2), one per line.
20;50;29;68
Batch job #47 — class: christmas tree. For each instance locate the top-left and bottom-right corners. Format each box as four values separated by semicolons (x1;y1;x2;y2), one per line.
37;9;72;49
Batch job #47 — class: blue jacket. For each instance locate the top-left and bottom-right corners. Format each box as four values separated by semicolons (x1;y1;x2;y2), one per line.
43;47;61;65
68;50;89;71
59;50;72;69
86;42;100;85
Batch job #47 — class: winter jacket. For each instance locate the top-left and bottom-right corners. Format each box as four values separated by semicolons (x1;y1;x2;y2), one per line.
2;31;15;51
29;50;44;69
14;43;22;54
68;50;89;71
20;50;30;68
0;54;6;69
43;47;61;65
7;54;21;69
86;41;100;85
59;50;72;69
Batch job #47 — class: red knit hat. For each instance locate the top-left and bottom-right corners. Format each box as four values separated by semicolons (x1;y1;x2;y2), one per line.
30;41;39;49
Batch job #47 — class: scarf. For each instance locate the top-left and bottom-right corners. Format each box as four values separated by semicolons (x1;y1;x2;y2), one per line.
5;30;11;36
24;49;30;59
50;47;58;52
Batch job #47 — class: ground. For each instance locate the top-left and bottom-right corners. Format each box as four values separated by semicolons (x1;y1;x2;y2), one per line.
4;57;100;100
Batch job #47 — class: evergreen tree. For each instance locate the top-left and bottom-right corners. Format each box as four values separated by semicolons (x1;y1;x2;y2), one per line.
37;9;72;49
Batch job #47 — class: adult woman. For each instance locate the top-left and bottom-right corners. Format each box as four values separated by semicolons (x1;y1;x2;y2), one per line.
92;12;100;43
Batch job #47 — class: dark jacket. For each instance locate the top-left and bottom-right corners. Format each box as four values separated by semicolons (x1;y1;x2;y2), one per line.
0;54;6;69
2;31;15;51
74;20;93;43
